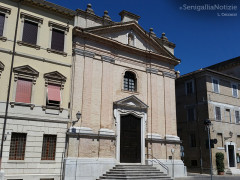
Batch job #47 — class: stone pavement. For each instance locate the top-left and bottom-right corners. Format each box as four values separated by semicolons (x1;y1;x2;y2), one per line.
175;173;240;180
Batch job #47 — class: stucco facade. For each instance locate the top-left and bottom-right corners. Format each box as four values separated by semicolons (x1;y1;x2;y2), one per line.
65;5;186;180
176;57;240;175
0;0;74;179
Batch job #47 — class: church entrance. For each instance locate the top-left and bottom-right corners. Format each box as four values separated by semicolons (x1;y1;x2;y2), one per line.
120;114;141;163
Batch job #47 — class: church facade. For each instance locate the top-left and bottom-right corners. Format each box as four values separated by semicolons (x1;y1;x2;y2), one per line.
65;5;186;180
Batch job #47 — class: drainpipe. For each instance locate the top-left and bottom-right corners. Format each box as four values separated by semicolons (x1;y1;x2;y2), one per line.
0;0;22;170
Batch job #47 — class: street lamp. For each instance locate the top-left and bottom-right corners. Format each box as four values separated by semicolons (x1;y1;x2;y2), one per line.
204;119;213;180
72;111;81;126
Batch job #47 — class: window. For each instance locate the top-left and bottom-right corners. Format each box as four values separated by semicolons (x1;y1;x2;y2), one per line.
225;109;231;123
43;71;66;110
51;28;64;51
124;71;136;92
46;84;61;107
12;65;39;107
212;78;219;93
215;107;221;121
0;13;5;37
185;80;194;95
187;107;195;122
128;33;134;46
15;79;32;103
217;133;223;147
22;20;38;45
235;111;240;124
191;160;198;166
48;21;68;55
41;135;57;160
232;83;238;98
190;133;196;147
9;133;27;160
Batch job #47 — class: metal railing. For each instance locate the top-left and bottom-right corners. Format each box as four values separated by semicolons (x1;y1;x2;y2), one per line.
145;154;169;176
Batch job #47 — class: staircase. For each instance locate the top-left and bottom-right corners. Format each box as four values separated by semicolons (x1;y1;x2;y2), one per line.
97;165;173;180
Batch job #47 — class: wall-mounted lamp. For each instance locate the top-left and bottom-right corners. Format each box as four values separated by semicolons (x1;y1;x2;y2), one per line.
72;111;81;126
224;131;233;141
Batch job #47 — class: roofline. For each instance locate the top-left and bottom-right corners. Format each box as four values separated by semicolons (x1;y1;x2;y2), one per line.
73;27;180;66
206;56;240;70
177;68;240;82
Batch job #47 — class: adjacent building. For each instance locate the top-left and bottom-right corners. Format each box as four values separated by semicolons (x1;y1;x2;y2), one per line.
64;5;186;180
0;0;74;179
176;57;240;174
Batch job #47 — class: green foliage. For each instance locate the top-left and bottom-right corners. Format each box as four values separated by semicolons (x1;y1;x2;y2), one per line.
216;152;225;172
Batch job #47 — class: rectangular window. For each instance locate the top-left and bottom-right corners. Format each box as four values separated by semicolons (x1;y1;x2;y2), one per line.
51;28;64;52
225;109;231;123
212;79;219;93
232;84;238;97
187;108;195;122
9;133;27;160
217;133;223;147
0;13;5;37
22;20;38;45
46;84;61;107
190;133;196;147
186;80;194;95
235;111;240;124
215;107;221;121
191;160;198;166
15;79;32;103
41;135;57;160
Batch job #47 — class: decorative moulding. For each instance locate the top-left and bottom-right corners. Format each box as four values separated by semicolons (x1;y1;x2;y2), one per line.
99;128;115;136
165;135;180;142
147;133;162;140
69;127;94;134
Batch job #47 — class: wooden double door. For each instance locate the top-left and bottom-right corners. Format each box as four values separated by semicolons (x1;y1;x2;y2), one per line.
120;114;141;163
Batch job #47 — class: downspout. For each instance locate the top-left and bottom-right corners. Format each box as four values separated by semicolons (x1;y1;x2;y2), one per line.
0;0;22;170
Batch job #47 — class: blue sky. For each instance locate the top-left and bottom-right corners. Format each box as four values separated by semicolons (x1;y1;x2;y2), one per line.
49;0;240;75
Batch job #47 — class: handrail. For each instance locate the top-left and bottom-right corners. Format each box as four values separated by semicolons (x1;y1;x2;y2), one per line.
145;154;169;176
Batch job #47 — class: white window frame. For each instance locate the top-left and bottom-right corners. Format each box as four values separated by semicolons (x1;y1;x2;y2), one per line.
212;77;220;93
225;108;231;123
215;106;222;121
231;83;238;98
0;5;11;40
185;79;194;95
19;12;43;48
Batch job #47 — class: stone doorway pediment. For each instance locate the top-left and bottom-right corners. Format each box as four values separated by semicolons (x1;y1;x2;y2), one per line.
113;95;148;112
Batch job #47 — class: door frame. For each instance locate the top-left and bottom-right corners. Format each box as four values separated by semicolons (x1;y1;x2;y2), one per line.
114;108;146;164
225;142;237;168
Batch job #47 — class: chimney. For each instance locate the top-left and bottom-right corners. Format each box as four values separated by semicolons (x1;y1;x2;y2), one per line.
119;10;140;23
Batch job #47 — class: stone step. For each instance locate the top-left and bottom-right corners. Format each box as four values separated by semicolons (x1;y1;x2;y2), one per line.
98;176;172;179
108;170;163;174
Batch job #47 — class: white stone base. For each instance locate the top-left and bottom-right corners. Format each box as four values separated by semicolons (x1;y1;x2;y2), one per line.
226;167;240;175
64;158;117;180
5;174;59;180
146;159;187;177
0;171;4;180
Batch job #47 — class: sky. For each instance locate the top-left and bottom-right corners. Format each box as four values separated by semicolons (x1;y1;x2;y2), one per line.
49;0;240;75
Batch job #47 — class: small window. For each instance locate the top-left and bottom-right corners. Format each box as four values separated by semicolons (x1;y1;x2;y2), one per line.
235;111;240;124
41;135;57;160
128;33;134;46
51;28;64;52
185;80;194;95
190;133;196;147
9;133;27;160
124;71;136;92
212;78;219;93
0;13;5;37
215;107;221;121
15;79;32;103
187;108;195;122
22;20;38;45
225;109;231;123
46;84;61;107
232;83;238;98
191;160;198;166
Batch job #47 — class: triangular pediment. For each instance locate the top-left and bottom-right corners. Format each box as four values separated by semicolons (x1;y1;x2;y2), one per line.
13;65;39;77
0;61;4;70
114;95;148;111
44;71;66;82
84;22;175;59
